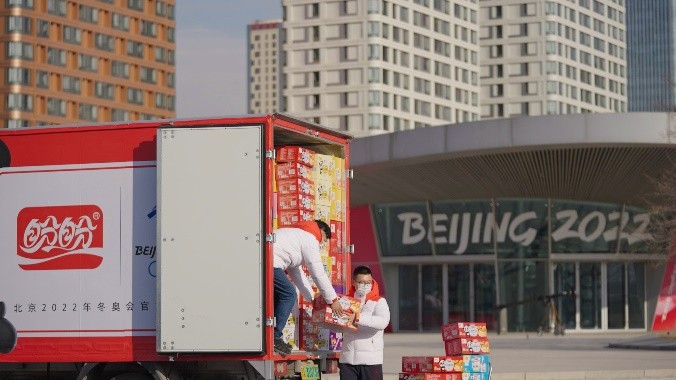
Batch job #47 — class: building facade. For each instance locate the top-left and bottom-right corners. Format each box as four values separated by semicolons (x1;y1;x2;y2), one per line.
0;0;176;129
247;19;282;114
480;0;627;120
349;113;675;333
281;0;481;136
626;0;675;111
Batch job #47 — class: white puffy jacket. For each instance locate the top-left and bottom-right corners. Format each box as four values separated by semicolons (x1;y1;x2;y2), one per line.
340;296;391;365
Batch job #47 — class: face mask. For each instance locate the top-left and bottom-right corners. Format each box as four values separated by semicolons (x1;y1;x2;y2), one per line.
355;283;372;295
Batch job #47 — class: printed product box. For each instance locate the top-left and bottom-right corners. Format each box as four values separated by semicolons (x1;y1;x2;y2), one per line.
399;373;462;380
402;357;462;373
313;154;335;182
301;332;319;351
444;338;490;356
315;204;331;224
279;209;314;226
460;374;489;380
277;178;314;196
332;156;344;187
462;355;490;373
276;161;313;180
330;187;343;221
278;193;315;211
315;179;332;206
276;146;315;167
319;239;330;256
441;322;488;341
282;308;300;351
330;253;343;284
329;221;343;250
332;285;344;294
318;328;343;351
321;255;333;278
312;294;360;332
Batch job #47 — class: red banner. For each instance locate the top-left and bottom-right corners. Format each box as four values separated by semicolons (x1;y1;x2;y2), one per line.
652;235;676;332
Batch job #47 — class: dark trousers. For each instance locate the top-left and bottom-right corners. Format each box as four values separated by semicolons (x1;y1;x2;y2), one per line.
339;363;383;380
273;268;297;340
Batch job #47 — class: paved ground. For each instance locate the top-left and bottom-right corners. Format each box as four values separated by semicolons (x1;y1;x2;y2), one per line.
327;332;676;380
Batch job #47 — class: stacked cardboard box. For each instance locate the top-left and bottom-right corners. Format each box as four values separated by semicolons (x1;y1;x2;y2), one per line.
400;322;491;380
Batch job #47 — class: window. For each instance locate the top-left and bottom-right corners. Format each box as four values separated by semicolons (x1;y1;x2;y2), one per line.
167;95;175;111
155;93;167;108
6;16;31;34
7;119;29;128
307;2;319;18
79;5;99;24
63;26;82;44
155;1;166;16
95;82;114;99
62;75;81;94
6;0;34;9
78;54;98;72
36;70;48;88
167;73;175;88
155;47;167;63
127;0;143;11
489;5;502;19
111;13;130;31
414;100;431;116
95;33;115;51
111;109;129;122
112;60;130;78
141;20;157;37
127;40;144;58
47;47;66;66
37;20;49;37
368;90;380;106
434;83;451;100
140;67;157;84
166;27;175;42
127;87;144;105
167;49;175;65
413;11;429;28
47;98;66;116
167;4;175;19
6;93;33;111
6;67;30;85
47;0;66;16
79;103;98;121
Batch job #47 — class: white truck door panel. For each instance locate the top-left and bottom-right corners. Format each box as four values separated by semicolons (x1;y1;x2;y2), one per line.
157;126;263;353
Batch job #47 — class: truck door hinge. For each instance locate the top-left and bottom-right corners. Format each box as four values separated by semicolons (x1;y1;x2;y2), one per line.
266;317;275;327
265;233;276;243
348;244;355;254
347;169;354;179
265;150;276;160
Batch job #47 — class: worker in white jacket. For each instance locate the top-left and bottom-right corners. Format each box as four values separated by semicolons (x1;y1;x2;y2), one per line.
273;220;343;356
340;266;391;380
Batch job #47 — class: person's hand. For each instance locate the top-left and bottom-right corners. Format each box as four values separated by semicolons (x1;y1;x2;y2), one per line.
330;300;344;316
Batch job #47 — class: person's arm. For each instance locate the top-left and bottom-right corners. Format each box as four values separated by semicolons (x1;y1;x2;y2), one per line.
287;265;314;300
356;298;391;330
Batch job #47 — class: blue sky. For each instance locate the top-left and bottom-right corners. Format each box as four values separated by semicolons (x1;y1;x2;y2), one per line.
175;1;282;118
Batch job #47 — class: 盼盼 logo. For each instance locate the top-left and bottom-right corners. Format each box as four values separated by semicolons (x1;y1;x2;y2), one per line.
17;205;104;270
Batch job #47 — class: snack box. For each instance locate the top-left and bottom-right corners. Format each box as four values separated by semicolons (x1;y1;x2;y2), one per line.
318;328;343;351
315;179;332;206
329;220;343;250
276;161;312;180
277;178;314;196
332;156;344;187
313;153;335;182
444;338;490;356
312;294;360;332
276;146;315;167
315;204;331;224
402;356;490;373
400;374;488;380
278;193;315;211
442;322;488;341
278;209;314;226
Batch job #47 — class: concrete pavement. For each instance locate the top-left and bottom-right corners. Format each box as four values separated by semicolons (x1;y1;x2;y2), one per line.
325;332;676;380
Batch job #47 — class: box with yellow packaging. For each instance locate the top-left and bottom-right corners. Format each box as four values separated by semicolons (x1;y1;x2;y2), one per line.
282;307;300;351
321;255;333;278
312;154;334;182
332;156;344;188
330;187;343;221
314;179;332;206
315;204;331;224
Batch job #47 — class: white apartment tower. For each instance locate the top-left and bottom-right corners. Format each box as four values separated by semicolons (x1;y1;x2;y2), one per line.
248;19;283;114
480;0;627;119
282;0;481;136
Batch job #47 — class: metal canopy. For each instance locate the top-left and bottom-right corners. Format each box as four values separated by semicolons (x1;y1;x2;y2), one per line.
350;113;676;207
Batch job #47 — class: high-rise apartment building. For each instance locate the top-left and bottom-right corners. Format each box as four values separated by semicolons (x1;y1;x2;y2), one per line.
247;19;282;114
626;0;675;112
281;0;481;136
480;0;627;119
1;0;176;129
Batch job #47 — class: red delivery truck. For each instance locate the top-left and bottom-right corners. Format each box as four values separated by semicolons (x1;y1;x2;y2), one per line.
0;114;353;379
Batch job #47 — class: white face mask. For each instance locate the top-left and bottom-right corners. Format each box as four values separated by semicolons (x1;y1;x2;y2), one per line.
355;283;372;295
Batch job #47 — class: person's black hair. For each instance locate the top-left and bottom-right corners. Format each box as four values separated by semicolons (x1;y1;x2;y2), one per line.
0;140;10;168
353;266;373;278
315;219;331;240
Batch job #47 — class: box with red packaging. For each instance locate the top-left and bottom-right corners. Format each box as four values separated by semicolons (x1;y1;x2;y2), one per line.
441;322;488;341
444;338;490;355
312;294;360;332
278;209;314;226
276;146;315;167
330;253;343;284
400;374;488;380
402;357;462;373
278;193;315;211
277;178;314;196
329;220;343;250
276;162;312;180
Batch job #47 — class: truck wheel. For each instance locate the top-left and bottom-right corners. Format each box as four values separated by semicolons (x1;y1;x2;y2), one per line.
109;373;154;380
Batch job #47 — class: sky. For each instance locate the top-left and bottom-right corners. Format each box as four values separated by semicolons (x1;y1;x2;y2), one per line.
175;1;282;118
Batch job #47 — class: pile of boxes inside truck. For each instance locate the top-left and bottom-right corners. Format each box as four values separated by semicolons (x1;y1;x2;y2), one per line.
401;322;491;380
272;146;354;352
